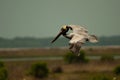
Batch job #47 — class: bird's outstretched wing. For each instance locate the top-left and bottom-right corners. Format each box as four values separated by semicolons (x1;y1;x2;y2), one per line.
69;33;87;44
69;25;88;35
68;25;98;43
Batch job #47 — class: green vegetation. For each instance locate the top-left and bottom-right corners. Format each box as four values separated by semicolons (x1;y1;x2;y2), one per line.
64;50;89;64
100;55;114;62
91;75;110;80
0;61;8;80
0;61;4;68
0;47;119;80
113;65;120;75
27;62;49;78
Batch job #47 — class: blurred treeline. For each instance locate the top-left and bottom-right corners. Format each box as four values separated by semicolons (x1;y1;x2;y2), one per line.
0;35;120;48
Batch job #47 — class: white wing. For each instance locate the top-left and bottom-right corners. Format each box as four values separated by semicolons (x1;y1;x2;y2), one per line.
69;33;87;44
69;25;88;35
68;25;98;43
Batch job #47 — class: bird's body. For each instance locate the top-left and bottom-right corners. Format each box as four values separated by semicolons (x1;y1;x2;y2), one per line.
63;25;98;56
69;33;85;43
51;25;98;56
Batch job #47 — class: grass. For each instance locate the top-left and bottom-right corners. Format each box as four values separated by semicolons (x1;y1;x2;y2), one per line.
3;59;120;80
0;47;120;58
0;46;119;80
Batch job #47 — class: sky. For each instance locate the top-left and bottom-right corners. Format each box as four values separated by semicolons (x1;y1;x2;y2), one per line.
0;0;120;38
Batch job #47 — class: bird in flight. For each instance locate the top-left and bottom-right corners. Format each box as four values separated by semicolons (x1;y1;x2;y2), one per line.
51;25;98;56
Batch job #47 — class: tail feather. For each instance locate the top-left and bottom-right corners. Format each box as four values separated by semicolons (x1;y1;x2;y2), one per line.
88;35;98;43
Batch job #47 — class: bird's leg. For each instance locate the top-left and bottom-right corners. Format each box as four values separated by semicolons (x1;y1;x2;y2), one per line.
69;43;74;49
69;43;76;54
69;43;79;56
73;43;79;56
73;42;82;56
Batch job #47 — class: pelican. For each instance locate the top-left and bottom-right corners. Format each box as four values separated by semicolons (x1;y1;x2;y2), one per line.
51;25;98;56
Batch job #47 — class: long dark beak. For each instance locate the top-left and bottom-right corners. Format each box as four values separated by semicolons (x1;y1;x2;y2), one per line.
51;31;63;43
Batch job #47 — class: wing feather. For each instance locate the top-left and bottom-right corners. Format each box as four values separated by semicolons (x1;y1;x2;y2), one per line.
69;33;87;44
69;25;88;35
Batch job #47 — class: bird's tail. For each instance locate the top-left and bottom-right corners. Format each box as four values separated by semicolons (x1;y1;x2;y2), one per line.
88;35;98;43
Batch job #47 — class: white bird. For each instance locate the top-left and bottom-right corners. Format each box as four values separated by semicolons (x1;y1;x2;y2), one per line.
51;25;98;56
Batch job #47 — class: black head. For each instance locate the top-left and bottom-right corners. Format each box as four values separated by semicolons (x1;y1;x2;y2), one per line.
51;25;70;43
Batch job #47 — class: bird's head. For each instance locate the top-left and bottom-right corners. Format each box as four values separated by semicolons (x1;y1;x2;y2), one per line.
62;25;68;30
61;25;69;34
51;25;70;43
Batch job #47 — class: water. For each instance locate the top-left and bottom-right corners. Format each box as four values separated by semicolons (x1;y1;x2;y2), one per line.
0;56;120;62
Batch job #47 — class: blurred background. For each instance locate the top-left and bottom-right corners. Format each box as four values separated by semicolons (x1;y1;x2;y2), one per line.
0;0;120;80
0;0;120;48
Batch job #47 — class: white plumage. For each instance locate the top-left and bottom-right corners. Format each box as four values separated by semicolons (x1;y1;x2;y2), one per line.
65;25;98;56
67;25;98;43
51;25;98;56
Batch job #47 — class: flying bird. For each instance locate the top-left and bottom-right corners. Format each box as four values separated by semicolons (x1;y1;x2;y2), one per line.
51;25;98;56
